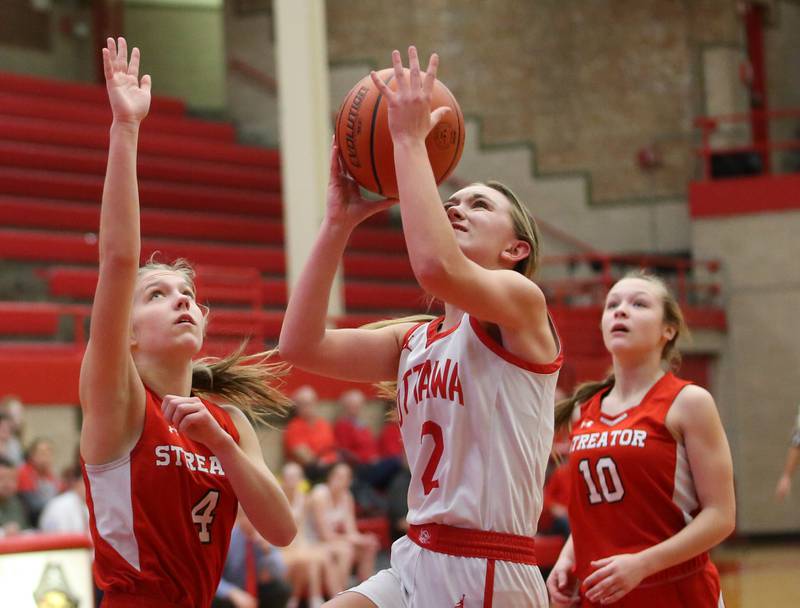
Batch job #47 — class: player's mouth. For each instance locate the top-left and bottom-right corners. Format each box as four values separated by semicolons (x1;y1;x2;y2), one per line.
175;314;196;326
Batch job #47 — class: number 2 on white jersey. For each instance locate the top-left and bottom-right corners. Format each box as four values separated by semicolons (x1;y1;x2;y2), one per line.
421;421;444;495
191;489;220;543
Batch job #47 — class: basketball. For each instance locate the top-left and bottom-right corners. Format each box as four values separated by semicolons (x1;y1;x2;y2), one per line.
335;67;465;198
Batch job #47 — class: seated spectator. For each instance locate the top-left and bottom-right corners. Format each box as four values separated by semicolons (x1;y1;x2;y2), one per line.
213;508;292;608
308;463;380;586
39;463;89;534
0;456;29;537
283;386;339;483
17;437;60;525
385;455;411;543
281;462;340;607
377;402;403;461
0;395;25;459
0;412;23;467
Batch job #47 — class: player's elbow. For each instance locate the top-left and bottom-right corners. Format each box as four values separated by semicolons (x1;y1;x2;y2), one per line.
270;520;297;548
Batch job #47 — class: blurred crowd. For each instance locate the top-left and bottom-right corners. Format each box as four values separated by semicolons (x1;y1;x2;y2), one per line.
0;388;571;608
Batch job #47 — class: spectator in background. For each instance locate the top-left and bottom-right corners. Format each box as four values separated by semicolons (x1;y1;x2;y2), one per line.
377;402;403;461
213;509;293;608
0;456;29;537
17;437;60;526
775;404;800;501
284;386;340;483
39;463;89;534
308;463;380;587
333;390;400;515
0;412;23;467
281;462;340;607
385;455;411;543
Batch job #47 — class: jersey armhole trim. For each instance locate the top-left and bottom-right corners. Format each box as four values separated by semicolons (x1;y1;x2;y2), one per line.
468;315;563;374
401;320;428;351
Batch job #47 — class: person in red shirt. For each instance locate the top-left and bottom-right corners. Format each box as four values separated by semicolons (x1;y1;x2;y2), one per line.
284;386;340;483
377;404;403;461
546;273;735;607
334;390;401;495
80;38;296;608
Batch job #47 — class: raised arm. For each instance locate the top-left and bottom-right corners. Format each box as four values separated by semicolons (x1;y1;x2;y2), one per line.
583;386;735;605
79;37;151;464
370;49;553;351
278;145;412;382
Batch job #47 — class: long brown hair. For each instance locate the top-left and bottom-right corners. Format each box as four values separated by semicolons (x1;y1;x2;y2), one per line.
554;271;689;432
483;180;541;279
138;257;290;421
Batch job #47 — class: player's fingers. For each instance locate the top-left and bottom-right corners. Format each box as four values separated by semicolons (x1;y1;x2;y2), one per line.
117;37;128;70
128;47;140;78
102;48;114;82
140;74;152;95
408;45;421;89
177;411;207;435
423;53;439;94
582;565;611;589
391;49;406;90
369;71;393;99
430;106;451;127
161;395;178;421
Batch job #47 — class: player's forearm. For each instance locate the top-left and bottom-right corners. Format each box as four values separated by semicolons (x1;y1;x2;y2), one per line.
393;139;463;287
213;435;296;546
278;221;350;364
99;121;142;264
636;504;735;578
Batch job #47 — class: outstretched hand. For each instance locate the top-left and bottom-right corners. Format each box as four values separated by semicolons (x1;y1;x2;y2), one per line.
369;46;451;145
103;37;151;125
325;142;396;229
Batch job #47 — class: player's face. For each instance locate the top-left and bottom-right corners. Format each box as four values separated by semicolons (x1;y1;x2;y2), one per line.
131;270;204;357
601;278;675;358
444;185;524;271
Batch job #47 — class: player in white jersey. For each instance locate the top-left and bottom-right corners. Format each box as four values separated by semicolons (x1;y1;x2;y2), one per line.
279;47;560;608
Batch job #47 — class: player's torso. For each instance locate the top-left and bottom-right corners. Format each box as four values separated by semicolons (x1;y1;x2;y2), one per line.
396;315;560;536
568;373;698;578
84;388;239;606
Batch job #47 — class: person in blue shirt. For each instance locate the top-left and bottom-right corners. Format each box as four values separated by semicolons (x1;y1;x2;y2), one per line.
214;510;293;608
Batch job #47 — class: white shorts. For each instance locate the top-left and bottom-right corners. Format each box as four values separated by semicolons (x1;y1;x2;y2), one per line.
346;536;548;608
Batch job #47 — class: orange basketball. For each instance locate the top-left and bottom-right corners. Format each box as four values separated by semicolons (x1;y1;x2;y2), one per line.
335;68;465;198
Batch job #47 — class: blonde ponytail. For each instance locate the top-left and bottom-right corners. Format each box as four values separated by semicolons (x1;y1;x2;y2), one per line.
192;341;290;426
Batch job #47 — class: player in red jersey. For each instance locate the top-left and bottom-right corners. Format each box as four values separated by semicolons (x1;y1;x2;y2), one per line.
546;273;735;607
79;38;296;607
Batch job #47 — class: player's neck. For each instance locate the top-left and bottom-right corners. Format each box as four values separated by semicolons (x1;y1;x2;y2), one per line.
609;354;664;404
135;353;193;398
441;304;465;331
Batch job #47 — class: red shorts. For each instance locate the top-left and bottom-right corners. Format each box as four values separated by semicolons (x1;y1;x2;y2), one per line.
580;559;722;607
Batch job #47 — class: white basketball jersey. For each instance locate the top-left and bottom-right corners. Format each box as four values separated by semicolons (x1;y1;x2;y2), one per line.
396;314;562;537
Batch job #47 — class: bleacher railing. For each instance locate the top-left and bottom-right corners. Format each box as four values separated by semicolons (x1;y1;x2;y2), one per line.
694;108;800;180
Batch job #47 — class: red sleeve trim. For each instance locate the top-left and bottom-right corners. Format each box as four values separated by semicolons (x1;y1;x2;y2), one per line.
468;316;563;374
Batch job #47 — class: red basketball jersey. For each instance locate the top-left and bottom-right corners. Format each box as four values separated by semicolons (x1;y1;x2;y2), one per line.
83;387;239;607
568;373;720;588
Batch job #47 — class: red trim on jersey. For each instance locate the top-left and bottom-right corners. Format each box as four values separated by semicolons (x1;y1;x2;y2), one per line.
401;321;428;352
426;315;462;348
483;559;496;608
640;553;709;587
468;316;563;374
408;523;537;565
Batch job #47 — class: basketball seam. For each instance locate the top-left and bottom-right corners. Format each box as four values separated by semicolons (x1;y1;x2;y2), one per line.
369;73;395;196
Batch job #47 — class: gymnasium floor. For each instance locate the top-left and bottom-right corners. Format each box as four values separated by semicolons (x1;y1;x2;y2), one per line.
715;540;800;607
